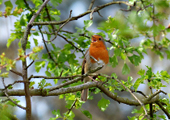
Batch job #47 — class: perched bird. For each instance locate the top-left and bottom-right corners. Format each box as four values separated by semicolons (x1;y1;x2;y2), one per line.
81;35;109;101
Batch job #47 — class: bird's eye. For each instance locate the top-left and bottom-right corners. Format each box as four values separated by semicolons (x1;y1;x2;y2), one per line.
99;38;101;40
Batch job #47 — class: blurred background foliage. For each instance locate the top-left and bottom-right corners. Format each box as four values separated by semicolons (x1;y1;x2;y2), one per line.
0;0;170;120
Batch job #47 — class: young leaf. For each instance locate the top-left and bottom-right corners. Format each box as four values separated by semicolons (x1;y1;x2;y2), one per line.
97;98;110;111
52;109;61;119
51;0;62;7
84;20;93;28
110;55;118;68
33;38;38;46
5;1;13;8
35;61;46;72
82;110;92;119
122;63;130;75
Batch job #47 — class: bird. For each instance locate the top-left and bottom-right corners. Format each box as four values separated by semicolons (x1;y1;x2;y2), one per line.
81;35;109;101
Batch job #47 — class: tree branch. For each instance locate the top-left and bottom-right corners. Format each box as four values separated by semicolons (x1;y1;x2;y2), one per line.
10;69;22;76
46;10;73;42
21;0;51;119
32;1;132;26
88;0;95;10
38;25;57;64
156;101;170;119
57;34;85;55
2;78;26;110
0;82;159;106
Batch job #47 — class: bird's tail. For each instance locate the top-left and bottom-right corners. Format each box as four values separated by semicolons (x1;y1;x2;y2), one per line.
81;88;88;101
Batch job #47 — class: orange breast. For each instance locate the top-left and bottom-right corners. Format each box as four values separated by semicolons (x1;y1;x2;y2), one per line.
89;42;109;64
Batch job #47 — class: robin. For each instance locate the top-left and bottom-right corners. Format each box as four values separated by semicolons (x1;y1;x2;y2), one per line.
81;35;109;101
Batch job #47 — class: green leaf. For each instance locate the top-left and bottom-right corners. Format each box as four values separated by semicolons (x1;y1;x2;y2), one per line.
165;50;170;59
84;20;93;28
120;52;126;60
122;63;130;75
138;69;145;76
20;15;26;26
0;72;9;78
4;1;13;8
33;38;38;46
98;98;110;111
0;0;3;5
82;110;92;119
35;61;46;72
52;110;61;118
110;55;118;68
133;55;141;66
133;75;146;90
146;66;152;79
7;33;17;48
44;83;52;87
45;71;51;77
29;81;35;88
64;110;75;120
15;0;25;8
114;48;122;56
51;0;62;7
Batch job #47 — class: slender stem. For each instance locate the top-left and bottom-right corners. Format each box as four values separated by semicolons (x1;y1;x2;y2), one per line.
156;101;170;119
33;1;132;25
10;69;22;76
21;0;51;119
38;25;57;64
2;78;26;110
88;0;95;10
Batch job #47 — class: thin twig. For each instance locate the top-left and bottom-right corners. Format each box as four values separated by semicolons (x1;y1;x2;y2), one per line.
33;1;133;26
129;90;147;98
38;25;57;64
88;0;95;10
145;90;166;101
57;34;84;55
21;0;51;119
0;82;160;106
10;69;22;76
48;66;103;92
43;0;56;33
156;101;170;119
3;80;26;90
26;60;34;69
67;99;77;114
46;10;73;42
23;0;34;14
2;78;26;110
111;76;148;118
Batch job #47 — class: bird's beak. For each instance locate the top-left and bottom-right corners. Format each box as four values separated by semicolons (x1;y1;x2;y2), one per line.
92;36;97;43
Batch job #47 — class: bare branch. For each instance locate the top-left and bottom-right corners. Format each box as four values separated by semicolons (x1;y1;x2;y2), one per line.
57;34;85;55
32;1;132;26
38;25;57;64
24;0;34;14
145;90;166;101
48;66;103;92
156;101;170;119
26;60;34;69
101;75;148;118
10;69;22;76
0;82;159;106
46;10;73;42
3;80;26;90
88;0;95;10
2;78;26;110
67;99;77;114
43;0;56;33
21;0;51;119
